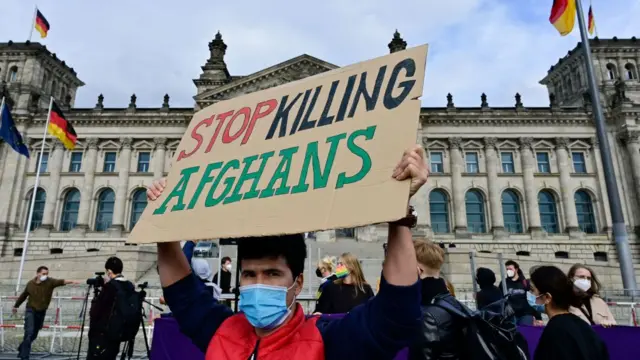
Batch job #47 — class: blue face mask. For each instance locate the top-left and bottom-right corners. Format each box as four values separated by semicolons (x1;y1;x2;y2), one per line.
527;291;545;313
239;280;297;330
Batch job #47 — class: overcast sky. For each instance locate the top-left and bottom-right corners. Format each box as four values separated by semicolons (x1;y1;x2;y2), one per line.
2;0;638;108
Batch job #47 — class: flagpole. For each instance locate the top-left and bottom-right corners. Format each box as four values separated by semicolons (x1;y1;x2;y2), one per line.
14;96;53;295
574;0;637;293
28;5;37;42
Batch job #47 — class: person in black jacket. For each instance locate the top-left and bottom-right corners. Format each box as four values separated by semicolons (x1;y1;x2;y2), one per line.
212;256;232;294
475;267;503;310
408;239;464;360
87;257;135;360
501;260;542;325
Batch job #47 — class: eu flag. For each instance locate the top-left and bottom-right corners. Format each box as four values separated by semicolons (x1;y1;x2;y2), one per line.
0;104;30;158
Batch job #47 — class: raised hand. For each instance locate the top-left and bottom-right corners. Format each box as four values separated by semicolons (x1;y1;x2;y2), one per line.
392;145;429;198
147;178;167;201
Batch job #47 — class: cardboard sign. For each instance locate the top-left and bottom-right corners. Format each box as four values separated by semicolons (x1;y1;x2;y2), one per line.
128;45;428;244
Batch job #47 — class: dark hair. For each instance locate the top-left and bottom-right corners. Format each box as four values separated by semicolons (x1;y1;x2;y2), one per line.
236;234;306;278
476;267;496;288
221;256;232;264
36;266;48;273
505;260;525;279
531;265;579;310
105;256;123;275
567;263;601;295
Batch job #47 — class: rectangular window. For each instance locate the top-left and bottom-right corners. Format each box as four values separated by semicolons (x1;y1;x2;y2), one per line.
137;152;150;173
572;152;587;173
430;152;444;173
103;152;116;172
465;152;479;173
36;152;49;173
501;152;514;173
69;152;83;172
536;152;550;173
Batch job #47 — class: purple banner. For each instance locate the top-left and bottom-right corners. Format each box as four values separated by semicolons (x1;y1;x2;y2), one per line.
151;317;640;360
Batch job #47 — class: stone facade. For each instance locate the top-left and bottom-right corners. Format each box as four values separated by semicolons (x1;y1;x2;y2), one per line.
1;34;640;277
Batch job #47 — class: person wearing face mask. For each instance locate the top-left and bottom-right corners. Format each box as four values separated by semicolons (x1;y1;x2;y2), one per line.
150;145;428;360
213;256;233;294
567;264;616;327
501;260;542;325
529;266;609;360
87;257;135;360
314;256;337;299
13;266;78;360
314;253;374;314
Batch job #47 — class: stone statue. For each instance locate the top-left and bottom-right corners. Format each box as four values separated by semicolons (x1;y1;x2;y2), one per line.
446;93;454;108
163;94;170;108
129;94;137;108
515;93;523;108
549;93;558;107
481;93;488;107
615;78;628;103
96;94;104;109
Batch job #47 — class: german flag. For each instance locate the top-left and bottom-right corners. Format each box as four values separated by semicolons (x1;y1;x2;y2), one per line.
588;5;596;35
549;0;576;36
34;10;50;38
48;101;77;150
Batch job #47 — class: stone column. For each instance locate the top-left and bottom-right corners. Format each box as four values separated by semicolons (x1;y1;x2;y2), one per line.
40;141;65;231
591;137;612;230
555;137;580;235
622;131;640;216
448;137;467;233
76;138;99;231
519;138;542;235
484;137;504;236
153;137;167;179
110;137;132;233
617;58;626;79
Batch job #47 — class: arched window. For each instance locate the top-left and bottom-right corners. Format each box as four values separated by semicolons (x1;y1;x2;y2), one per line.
538;190;559;234
575;190;596;234
51;80;57;96
60;189;80;231
129;189;147;230
606;63;617;80
502;190;523;233
25;188;46;231
625;63;637;80
95;189;115;231
465;190;486;233
566;77;573;92
429;190;450;233
8;66;18;82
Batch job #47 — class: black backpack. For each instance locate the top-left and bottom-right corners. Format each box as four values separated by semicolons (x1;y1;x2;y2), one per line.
433;295;529;360
105;280;142;342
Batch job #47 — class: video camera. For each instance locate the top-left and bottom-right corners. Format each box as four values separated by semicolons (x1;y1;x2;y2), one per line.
86;272;105;288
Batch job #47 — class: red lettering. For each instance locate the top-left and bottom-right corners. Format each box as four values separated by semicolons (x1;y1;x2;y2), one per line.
205;111;234;153
241;99;278;145
222;107;251;144
177;116;215;162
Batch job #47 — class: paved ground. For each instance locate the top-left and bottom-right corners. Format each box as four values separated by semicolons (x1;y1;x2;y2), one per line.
0;353;147;359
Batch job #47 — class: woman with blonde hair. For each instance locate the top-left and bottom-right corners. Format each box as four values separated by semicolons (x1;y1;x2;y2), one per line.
567;263;616;327
314;252;374;314
315;256;338;299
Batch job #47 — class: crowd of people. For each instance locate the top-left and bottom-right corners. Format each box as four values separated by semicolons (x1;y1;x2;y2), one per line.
10;145;618;360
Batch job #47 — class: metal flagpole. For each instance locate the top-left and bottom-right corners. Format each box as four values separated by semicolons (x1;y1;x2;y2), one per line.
15;96;54;295
574;0;637;292
27;5;37;42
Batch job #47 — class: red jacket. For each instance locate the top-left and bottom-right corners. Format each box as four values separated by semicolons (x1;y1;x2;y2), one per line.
206;304;324;360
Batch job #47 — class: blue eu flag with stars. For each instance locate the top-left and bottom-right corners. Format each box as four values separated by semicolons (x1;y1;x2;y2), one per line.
0;104;30;158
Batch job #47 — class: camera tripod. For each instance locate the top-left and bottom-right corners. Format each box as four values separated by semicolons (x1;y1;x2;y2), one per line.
76;280;102;360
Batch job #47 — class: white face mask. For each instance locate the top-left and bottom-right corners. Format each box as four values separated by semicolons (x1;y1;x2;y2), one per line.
574;278;591;292
39;275;48;282
506;270;515;278
225;264;232;271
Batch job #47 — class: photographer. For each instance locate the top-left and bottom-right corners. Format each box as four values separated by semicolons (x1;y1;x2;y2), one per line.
87;257;134;360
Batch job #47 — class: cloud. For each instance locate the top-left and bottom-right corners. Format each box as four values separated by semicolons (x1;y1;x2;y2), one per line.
0;0;638;108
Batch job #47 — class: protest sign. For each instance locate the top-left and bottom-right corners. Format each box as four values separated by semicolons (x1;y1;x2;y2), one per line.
128;45;428;243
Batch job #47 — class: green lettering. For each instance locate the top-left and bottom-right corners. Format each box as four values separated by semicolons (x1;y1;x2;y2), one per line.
259;146;299;199
187;162;222;209
336;126;376;188
205;160;240;207
224;151;275;204
153;166;200;215
291;132;346;194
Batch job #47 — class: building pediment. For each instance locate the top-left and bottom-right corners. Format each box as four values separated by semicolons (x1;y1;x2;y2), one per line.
194;54;338;108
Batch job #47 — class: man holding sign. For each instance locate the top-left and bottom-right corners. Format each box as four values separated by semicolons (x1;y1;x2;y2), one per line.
148;144;428;360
